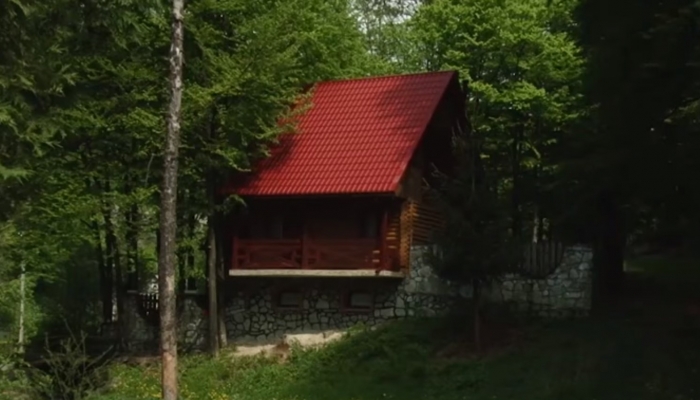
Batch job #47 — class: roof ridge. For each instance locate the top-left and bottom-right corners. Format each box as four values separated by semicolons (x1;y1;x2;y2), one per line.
315;70;457;86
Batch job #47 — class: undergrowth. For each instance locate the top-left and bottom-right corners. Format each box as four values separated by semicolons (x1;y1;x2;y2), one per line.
5;256;699;400
88;312;700;400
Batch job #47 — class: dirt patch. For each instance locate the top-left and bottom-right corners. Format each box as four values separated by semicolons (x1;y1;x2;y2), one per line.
436;322;524;360
231;330;346;359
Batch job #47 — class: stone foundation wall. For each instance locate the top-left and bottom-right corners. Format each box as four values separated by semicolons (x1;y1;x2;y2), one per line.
224;246;465;343
121;246;462;348
486;245;593;317
122;294;207;352
121;245;593;350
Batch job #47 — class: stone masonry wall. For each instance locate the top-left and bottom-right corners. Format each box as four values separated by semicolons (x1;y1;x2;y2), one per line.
485;245;594;317
121;245;593;350
224;246;464;343
122;294;207;353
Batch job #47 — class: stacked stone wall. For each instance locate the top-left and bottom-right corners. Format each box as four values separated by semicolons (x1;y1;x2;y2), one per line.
122;245;594;348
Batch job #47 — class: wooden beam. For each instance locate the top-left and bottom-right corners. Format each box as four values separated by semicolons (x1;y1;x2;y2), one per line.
228;269;405;278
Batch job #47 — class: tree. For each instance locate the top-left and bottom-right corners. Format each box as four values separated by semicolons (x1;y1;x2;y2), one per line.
159;0;184;398
413;0;585;342
568;0;700;300
428;128;516;353
176;0;389;353
410;0;585;242
0;0;390;362
351;0;423;71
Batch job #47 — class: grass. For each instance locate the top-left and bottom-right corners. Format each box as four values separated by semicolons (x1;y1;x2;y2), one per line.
82;256;700;399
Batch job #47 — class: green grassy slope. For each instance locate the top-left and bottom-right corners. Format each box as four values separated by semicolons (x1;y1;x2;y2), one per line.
90;256;700;400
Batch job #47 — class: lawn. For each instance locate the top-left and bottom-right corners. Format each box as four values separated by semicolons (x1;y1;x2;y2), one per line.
83;256;700;399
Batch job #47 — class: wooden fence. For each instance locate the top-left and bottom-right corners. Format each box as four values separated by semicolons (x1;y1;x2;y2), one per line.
517;240;566;278
137;293;160;326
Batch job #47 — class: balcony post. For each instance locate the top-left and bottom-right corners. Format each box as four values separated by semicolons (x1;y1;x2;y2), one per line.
301;226;309;269
379;209;389;270
231;233;239;270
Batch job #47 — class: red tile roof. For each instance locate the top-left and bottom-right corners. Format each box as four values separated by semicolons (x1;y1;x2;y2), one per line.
226;71;458;196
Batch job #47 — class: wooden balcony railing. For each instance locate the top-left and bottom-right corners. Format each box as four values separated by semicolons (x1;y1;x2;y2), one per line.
232;238;397;271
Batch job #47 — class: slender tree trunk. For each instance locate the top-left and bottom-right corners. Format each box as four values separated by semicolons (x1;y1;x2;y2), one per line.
17;262;26;355
186;210;195;290
472;279;481;354
511;123;523;240
93;221;113;323
532;206;539;244
592;190;626;311
125;204;140;291
205;105;221;355
207;217;219;355
159;0;184;398
103;200;123;328
215;218;228;347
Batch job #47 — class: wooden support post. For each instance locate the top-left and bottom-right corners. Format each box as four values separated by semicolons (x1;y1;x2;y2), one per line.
379;208;389;270
231;234;239;270
301;226;309;269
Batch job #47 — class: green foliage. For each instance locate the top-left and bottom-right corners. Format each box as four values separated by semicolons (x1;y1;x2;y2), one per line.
427;136;516;286
410;0;585;238
574;0;700;249
0;0;387;348
0;0;76;181
27;331;114;400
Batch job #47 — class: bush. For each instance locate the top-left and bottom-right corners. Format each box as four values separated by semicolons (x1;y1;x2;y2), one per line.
27;331;114;400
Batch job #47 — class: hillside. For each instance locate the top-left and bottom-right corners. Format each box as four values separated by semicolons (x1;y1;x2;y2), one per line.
86;256;700;400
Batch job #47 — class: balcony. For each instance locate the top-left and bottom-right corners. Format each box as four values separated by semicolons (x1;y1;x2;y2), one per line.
229;238;404;278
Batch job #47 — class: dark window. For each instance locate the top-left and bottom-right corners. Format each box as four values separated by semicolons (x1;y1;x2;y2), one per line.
283;217;303;239
344;291;374;311
266;218;284;239
245;216;303;239
362;213;379;238
238;221;252;239
276;291;303;310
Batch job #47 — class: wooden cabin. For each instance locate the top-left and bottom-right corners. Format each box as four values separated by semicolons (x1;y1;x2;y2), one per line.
222;71;466;278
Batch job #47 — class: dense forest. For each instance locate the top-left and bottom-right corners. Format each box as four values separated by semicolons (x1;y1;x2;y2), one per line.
1;0;699;392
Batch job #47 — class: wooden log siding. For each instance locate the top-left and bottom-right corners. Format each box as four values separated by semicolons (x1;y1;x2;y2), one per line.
386;207;402;269
399;200;413;269
409;195;445;245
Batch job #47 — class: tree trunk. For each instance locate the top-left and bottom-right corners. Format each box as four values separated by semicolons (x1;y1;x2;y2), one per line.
532;206;539;243
93;221;113;323
186;210;195;290
17;262;26;355
159;0;184;398
126;204;140;291
207;218;219;355
103;200;123;330
206;102;222;353
511;122;524;241
472;279;481;354
592;190;626;311
215;217;228;347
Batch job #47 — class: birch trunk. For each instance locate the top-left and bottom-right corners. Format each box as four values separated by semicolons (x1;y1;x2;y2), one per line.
17;262;26;355
159;0;184;398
